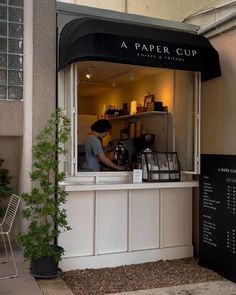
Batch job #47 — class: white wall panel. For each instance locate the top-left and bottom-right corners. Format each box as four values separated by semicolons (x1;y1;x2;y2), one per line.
59;191;94;256
96;190;128;254
130;189;159;250
161;188;192;247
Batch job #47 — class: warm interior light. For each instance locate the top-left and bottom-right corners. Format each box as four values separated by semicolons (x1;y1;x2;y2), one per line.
85;68;93;79
130;100;137;115
112;80;116;87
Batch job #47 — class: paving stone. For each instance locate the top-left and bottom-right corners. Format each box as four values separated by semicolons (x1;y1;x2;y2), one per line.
37;277;74;295
110;281;236;295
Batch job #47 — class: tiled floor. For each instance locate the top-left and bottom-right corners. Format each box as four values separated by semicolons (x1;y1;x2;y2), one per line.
1;248;236;295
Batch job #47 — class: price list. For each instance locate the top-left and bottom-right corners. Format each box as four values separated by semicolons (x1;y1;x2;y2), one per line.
226;228;236;254
226;182;236;215
199;154;236;283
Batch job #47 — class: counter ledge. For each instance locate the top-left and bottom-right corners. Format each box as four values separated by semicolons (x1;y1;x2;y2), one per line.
60;180;198;192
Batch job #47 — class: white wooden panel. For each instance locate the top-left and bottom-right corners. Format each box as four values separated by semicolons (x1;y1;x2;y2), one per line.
60;245;193;271
97;190;128;254
131;189;160;250
59;191;94;256
160;188;192;247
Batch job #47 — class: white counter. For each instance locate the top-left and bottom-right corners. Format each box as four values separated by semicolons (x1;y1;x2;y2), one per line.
58;174;198;271
63;180;198;191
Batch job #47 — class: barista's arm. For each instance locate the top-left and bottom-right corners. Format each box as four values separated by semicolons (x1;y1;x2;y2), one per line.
98;153;124;171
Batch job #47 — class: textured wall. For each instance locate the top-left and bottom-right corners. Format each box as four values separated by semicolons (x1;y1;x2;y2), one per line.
19;0;56;194
57;0;234;25
201;30;236;154
0;101;23;136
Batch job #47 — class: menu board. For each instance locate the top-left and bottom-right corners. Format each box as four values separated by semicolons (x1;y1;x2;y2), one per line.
199;154;236;282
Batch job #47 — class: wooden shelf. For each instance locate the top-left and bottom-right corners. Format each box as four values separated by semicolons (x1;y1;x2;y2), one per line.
108;111;168;121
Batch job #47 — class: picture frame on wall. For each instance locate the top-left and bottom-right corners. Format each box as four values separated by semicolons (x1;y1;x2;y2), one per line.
144;94;154;107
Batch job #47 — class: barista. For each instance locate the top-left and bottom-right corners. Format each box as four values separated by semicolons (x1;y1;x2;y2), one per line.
84;119;125;172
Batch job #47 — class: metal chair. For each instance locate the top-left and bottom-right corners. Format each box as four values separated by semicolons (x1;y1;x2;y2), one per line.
0;194;21;279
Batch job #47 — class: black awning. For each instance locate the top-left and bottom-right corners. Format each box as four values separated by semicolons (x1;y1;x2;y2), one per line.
59;18;221;81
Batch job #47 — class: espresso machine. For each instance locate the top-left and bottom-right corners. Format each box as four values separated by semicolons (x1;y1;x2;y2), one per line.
106;139;130;167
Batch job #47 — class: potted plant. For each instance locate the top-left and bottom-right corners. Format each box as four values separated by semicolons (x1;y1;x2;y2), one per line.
18;108;71;278
0;159;12;219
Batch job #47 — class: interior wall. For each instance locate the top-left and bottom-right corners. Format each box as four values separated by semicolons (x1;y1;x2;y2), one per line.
78;95;95;114
78;70;174;150
92;70;173;117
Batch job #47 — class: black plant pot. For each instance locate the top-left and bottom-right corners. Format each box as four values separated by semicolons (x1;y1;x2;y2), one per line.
30;256;61;279
30;257;61;279
30;245;64;278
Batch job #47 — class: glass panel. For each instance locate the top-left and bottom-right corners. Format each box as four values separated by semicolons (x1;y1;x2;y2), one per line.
8;70;22;85
8;85;22;100
9;0;23;7
0;0;7;4
0;21;7;36
0;70;7;84
0;53;7;68
157;153;169;171
0;69;6;84
0;37;7;52
167;153;179;171
0;5;7;21
9;7;23;23
0;85;6;99
9;23;23;38
9;38;23;53
9;54;23;69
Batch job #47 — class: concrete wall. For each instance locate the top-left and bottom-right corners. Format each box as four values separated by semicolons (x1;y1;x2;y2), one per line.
57;0;236;25
0;101;23;136
16;0;57;233
19;0;56;197
202;30;236;154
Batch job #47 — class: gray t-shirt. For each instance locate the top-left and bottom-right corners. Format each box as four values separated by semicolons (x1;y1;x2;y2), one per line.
85;134;104;171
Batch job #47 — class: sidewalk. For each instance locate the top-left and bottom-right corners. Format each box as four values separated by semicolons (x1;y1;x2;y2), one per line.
1;248;43;295
1;248;236;295
111;281;236;295
0;247;73;295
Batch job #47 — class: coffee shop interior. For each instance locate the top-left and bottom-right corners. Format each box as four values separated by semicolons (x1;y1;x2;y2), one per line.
76;60;197;177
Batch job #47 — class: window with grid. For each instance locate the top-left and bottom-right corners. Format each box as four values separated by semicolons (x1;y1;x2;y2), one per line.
0;0;23;101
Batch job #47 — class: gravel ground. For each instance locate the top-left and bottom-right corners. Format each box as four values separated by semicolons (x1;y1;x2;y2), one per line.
61;258;224;295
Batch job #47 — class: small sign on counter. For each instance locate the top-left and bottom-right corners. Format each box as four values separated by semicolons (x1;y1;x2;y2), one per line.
133;169;142;183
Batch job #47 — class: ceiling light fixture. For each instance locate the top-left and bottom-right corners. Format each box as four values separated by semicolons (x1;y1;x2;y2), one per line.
128;70;134;81
85;68;93;79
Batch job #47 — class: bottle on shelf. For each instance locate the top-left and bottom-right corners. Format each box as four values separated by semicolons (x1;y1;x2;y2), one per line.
122;103;129;116
132;153;142;183
135;120;141;138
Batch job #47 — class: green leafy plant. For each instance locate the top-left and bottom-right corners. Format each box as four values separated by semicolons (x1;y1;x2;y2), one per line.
0;159;12;218
18;108;71;263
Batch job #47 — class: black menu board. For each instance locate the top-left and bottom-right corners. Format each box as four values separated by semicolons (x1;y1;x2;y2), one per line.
199;154;236;282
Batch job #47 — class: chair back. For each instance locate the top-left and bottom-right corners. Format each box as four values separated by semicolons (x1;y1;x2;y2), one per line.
1;194;20;233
